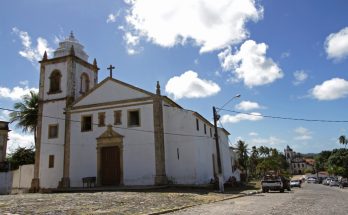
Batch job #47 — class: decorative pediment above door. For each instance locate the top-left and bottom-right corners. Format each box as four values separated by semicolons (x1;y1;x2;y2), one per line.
96;124;123;146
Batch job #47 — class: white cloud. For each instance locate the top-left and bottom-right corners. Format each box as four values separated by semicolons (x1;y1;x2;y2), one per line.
124;0;263;53
294;127;312;140
310;78;348;100
293;70;308;85
12;27;53;63
7;130;34;153
249;132;258;136
235;100;262;111
165;70;220;100
106;13;117;23
0;81;38;101
218;40;283;88
250;136;285;146
221;112;263;124
325;27;348;61
123;32;143;55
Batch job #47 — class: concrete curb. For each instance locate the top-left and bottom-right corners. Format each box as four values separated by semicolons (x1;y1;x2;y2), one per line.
149;190;262;215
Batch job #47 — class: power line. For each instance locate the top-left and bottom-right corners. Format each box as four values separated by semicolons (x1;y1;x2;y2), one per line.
0;107;213;139
219;109;348;123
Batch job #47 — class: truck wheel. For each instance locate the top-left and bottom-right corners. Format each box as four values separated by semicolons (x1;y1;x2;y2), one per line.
280;189;284;193
287;188;291;191
262;189;266;193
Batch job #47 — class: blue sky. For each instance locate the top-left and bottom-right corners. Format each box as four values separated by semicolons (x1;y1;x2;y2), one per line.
1;0;348;153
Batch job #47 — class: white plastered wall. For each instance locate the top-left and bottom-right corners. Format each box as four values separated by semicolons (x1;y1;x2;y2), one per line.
163;106;217;184
75;79;150;107
39;100;66;188
69;102;156;187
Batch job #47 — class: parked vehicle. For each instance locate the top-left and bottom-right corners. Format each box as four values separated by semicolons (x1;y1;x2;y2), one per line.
307;177;318;183
339;178;348;189
290;179;301;188
329;179;340;187
261;175;291;193
323;177;334;185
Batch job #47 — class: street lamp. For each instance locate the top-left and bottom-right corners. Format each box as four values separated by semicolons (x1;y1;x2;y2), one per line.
213;94;241;193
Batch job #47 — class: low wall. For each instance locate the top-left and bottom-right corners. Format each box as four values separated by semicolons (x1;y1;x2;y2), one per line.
12;164;34;191
0;172;12;195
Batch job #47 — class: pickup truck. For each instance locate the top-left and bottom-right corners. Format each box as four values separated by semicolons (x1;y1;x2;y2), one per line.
261;175;291;193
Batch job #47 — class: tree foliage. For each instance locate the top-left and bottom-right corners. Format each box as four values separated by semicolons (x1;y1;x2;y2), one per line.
9;91;39;145
338;135;348;148
327;148;348;177
6;146;35;170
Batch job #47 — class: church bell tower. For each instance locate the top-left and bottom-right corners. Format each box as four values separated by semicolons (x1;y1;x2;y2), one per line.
31;32;99;191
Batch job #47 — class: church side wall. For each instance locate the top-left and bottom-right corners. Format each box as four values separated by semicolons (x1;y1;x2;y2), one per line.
39;101;66;188
69;103;156;187
163;107;215;184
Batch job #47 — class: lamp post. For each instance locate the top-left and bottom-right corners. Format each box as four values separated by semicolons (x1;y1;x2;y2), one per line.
213;94;241;193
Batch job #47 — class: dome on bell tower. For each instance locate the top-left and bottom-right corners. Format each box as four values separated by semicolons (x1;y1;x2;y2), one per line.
53;31;89;61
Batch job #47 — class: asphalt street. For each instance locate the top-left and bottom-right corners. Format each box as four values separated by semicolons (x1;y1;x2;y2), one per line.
170;183;348;215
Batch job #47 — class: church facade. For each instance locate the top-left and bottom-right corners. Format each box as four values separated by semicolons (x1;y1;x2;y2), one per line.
32;33;238;190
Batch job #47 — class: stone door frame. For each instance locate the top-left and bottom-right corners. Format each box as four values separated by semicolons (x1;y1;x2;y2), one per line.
96;125;124;186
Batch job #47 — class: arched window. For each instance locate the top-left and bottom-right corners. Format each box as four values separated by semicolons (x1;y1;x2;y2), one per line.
80;73;90;94
49;70;62;94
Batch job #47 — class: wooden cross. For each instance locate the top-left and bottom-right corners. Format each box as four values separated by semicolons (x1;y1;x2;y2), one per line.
107;64;115;78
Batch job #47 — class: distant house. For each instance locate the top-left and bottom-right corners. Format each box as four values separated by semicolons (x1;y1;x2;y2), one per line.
284;145;314;174
31;33;238;190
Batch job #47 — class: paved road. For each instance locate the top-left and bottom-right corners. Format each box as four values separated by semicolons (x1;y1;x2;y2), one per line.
170;183;348;215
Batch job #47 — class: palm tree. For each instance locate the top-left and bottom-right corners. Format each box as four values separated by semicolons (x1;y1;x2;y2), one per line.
236;140;249;175
249;146;259;178
10;91;39;146
338;135;347;148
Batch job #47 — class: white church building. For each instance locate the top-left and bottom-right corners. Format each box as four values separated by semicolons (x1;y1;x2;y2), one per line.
31;33;239;190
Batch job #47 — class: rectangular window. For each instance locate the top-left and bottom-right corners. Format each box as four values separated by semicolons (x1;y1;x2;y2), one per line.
204;124;207;134
98;112;105;127
49;155;54;168
114;110;122;125
128;109;140;127
196;119;199;131
81;115;93;132
48;124;58;139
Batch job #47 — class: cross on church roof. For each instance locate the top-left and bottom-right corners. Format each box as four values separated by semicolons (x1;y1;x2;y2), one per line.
107;64;115;78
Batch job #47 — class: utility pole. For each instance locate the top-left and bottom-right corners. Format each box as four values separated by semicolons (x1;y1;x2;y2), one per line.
213;106;224;193
212;94;240;193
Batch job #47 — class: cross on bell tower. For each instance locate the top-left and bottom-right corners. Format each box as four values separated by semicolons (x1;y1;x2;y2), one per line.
107;64;115;78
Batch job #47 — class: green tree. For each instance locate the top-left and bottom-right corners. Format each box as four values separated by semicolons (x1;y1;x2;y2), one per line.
339;135;348;148
7;146;35;170
236;140;249;173
327;148;348;177
249;146;259;178
10;91;39;146
255;148;288;176
314;150;332;171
